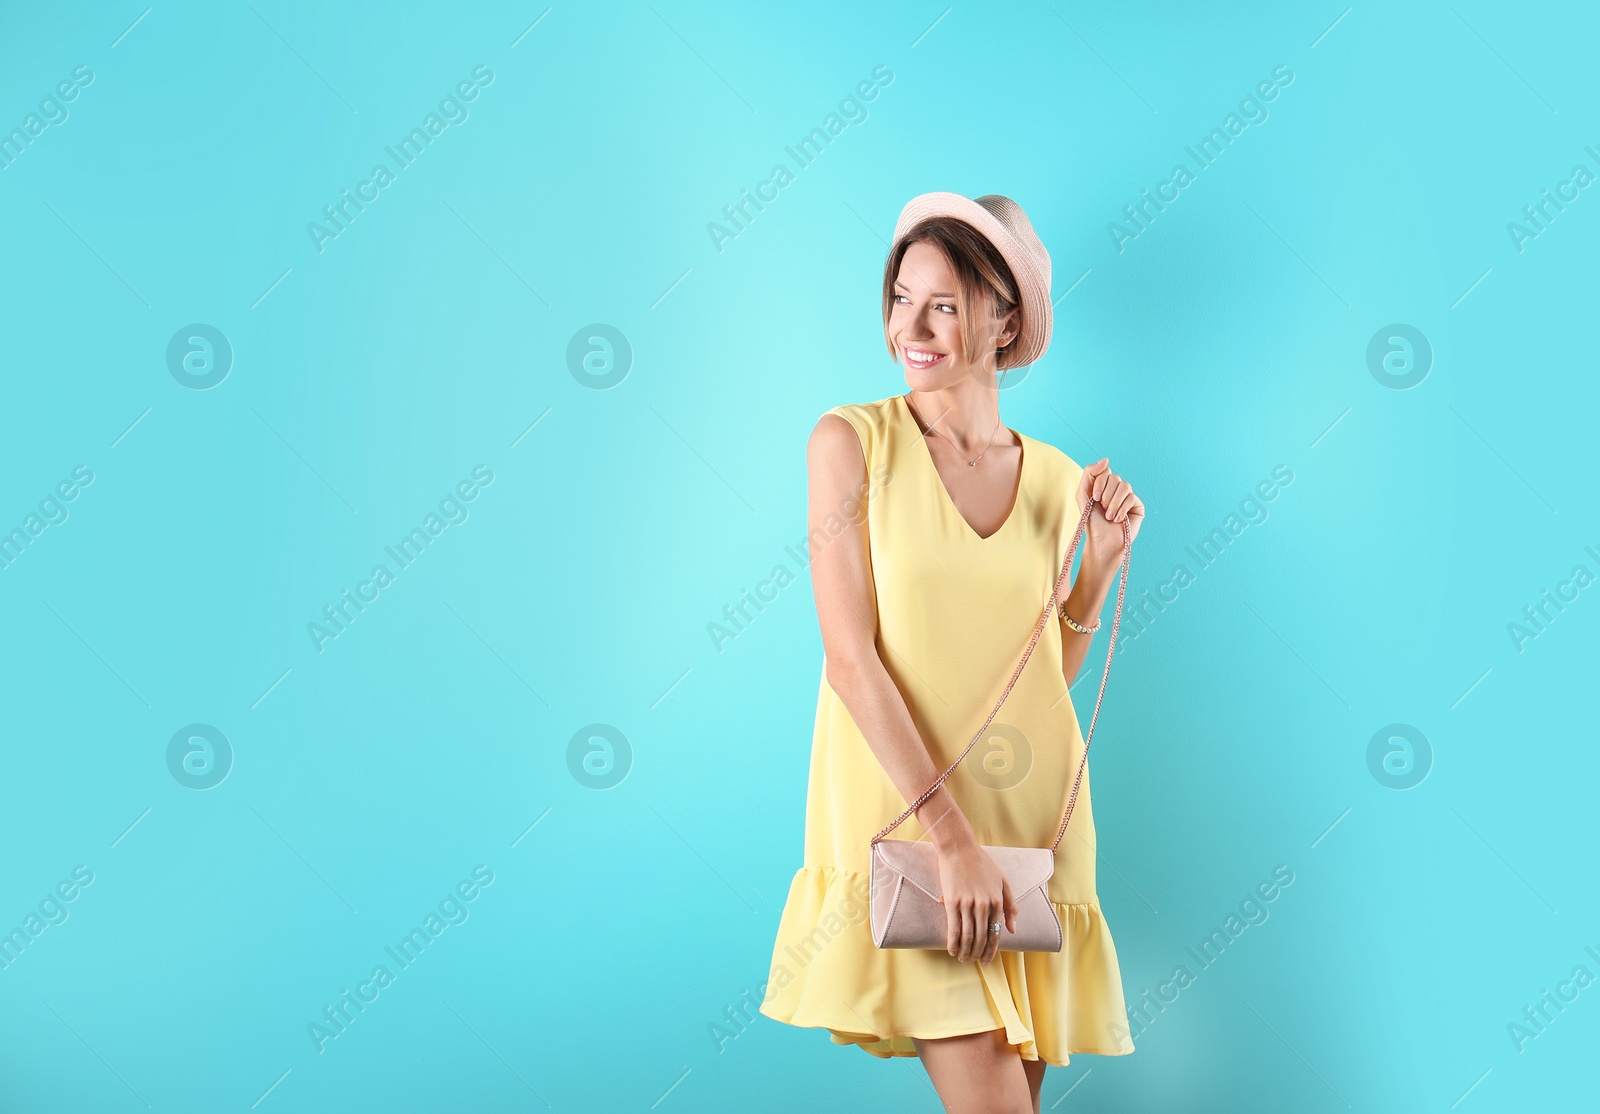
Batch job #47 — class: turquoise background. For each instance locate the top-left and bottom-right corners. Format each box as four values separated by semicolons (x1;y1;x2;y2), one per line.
2;1;1596;1111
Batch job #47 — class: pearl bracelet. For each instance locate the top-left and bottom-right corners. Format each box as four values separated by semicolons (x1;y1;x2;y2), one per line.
1059;600;1101;635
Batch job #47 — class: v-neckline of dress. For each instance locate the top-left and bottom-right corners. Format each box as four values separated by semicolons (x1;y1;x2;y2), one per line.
899;392;1026;542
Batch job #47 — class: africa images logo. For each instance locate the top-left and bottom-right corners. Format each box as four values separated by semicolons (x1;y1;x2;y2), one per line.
306;65;495;253
705;65;894;254
1107;65;1295;252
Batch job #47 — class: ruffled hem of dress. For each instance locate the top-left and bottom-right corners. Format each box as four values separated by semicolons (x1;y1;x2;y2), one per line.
758;864;1136;1067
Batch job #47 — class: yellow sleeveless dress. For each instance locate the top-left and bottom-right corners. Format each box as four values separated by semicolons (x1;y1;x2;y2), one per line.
758;393;1136;1067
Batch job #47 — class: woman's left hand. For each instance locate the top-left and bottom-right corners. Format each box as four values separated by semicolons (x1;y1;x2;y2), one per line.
1076;458;1144;566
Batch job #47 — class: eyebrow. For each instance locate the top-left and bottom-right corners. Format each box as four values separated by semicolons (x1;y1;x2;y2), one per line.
894;281;957;298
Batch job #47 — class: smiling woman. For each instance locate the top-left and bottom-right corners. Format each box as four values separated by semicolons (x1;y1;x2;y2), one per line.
881;199;1048;379
761;191;1147;1111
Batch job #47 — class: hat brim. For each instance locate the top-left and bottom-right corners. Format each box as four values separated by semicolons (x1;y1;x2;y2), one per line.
891;192;1052;368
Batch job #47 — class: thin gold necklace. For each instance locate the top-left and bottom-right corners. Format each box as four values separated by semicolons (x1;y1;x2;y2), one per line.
905;393;1003;467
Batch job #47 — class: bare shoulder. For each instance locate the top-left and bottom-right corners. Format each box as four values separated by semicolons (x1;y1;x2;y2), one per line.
808;411;865;473
809;400;882;476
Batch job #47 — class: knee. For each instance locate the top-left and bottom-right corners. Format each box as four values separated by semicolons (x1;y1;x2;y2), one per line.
944;1099;1033;1114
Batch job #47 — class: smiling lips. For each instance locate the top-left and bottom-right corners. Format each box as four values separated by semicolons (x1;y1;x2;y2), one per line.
904;347;947;368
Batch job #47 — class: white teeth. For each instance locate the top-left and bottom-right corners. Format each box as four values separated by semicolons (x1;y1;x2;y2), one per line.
907;350;942;364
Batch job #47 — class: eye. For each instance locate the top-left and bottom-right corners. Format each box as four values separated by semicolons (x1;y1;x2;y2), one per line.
892;293;957;313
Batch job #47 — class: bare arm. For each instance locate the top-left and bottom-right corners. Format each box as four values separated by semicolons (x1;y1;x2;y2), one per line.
808;413;1016;964
1058;457;1145;687
1058;560;1118;686
807;414;977;853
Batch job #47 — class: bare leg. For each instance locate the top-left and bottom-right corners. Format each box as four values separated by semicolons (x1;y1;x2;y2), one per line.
1022;1056;1046;1114
912;1028;1033;1114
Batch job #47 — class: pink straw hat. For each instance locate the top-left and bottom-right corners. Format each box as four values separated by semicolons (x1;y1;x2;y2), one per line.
891;191;1053;367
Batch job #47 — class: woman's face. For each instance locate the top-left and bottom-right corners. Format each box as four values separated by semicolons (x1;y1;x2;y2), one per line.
889;240;1014;389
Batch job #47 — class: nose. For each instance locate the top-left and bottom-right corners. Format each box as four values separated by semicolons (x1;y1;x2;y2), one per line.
904;303;935;341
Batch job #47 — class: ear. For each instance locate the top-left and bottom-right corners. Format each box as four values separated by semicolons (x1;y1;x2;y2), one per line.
994;307;1021;348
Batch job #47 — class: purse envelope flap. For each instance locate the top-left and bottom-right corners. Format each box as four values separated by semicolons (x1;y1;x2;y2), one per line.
873;840;1055;900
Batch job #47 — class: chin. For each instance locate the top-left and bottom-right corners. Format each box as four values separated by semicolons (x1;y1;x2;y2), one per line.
901;359;964;392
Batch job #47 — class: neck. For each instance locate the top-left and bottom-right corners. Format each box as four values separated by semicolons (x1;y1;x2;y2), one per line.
905;385;1009;455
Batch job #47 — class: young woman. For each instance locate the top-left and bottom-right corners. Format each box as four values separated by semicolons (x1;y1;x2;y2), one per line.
759;192;1145;1113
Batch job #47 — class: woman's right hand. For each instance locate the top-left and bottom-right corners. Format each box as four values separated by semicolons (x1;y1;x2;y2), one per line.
934;836;1018;965
806;413;1021;964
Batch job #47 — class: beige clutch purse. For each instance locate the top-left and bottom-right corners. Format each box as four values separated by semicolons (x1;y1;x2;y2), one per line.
869;497;1131;953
